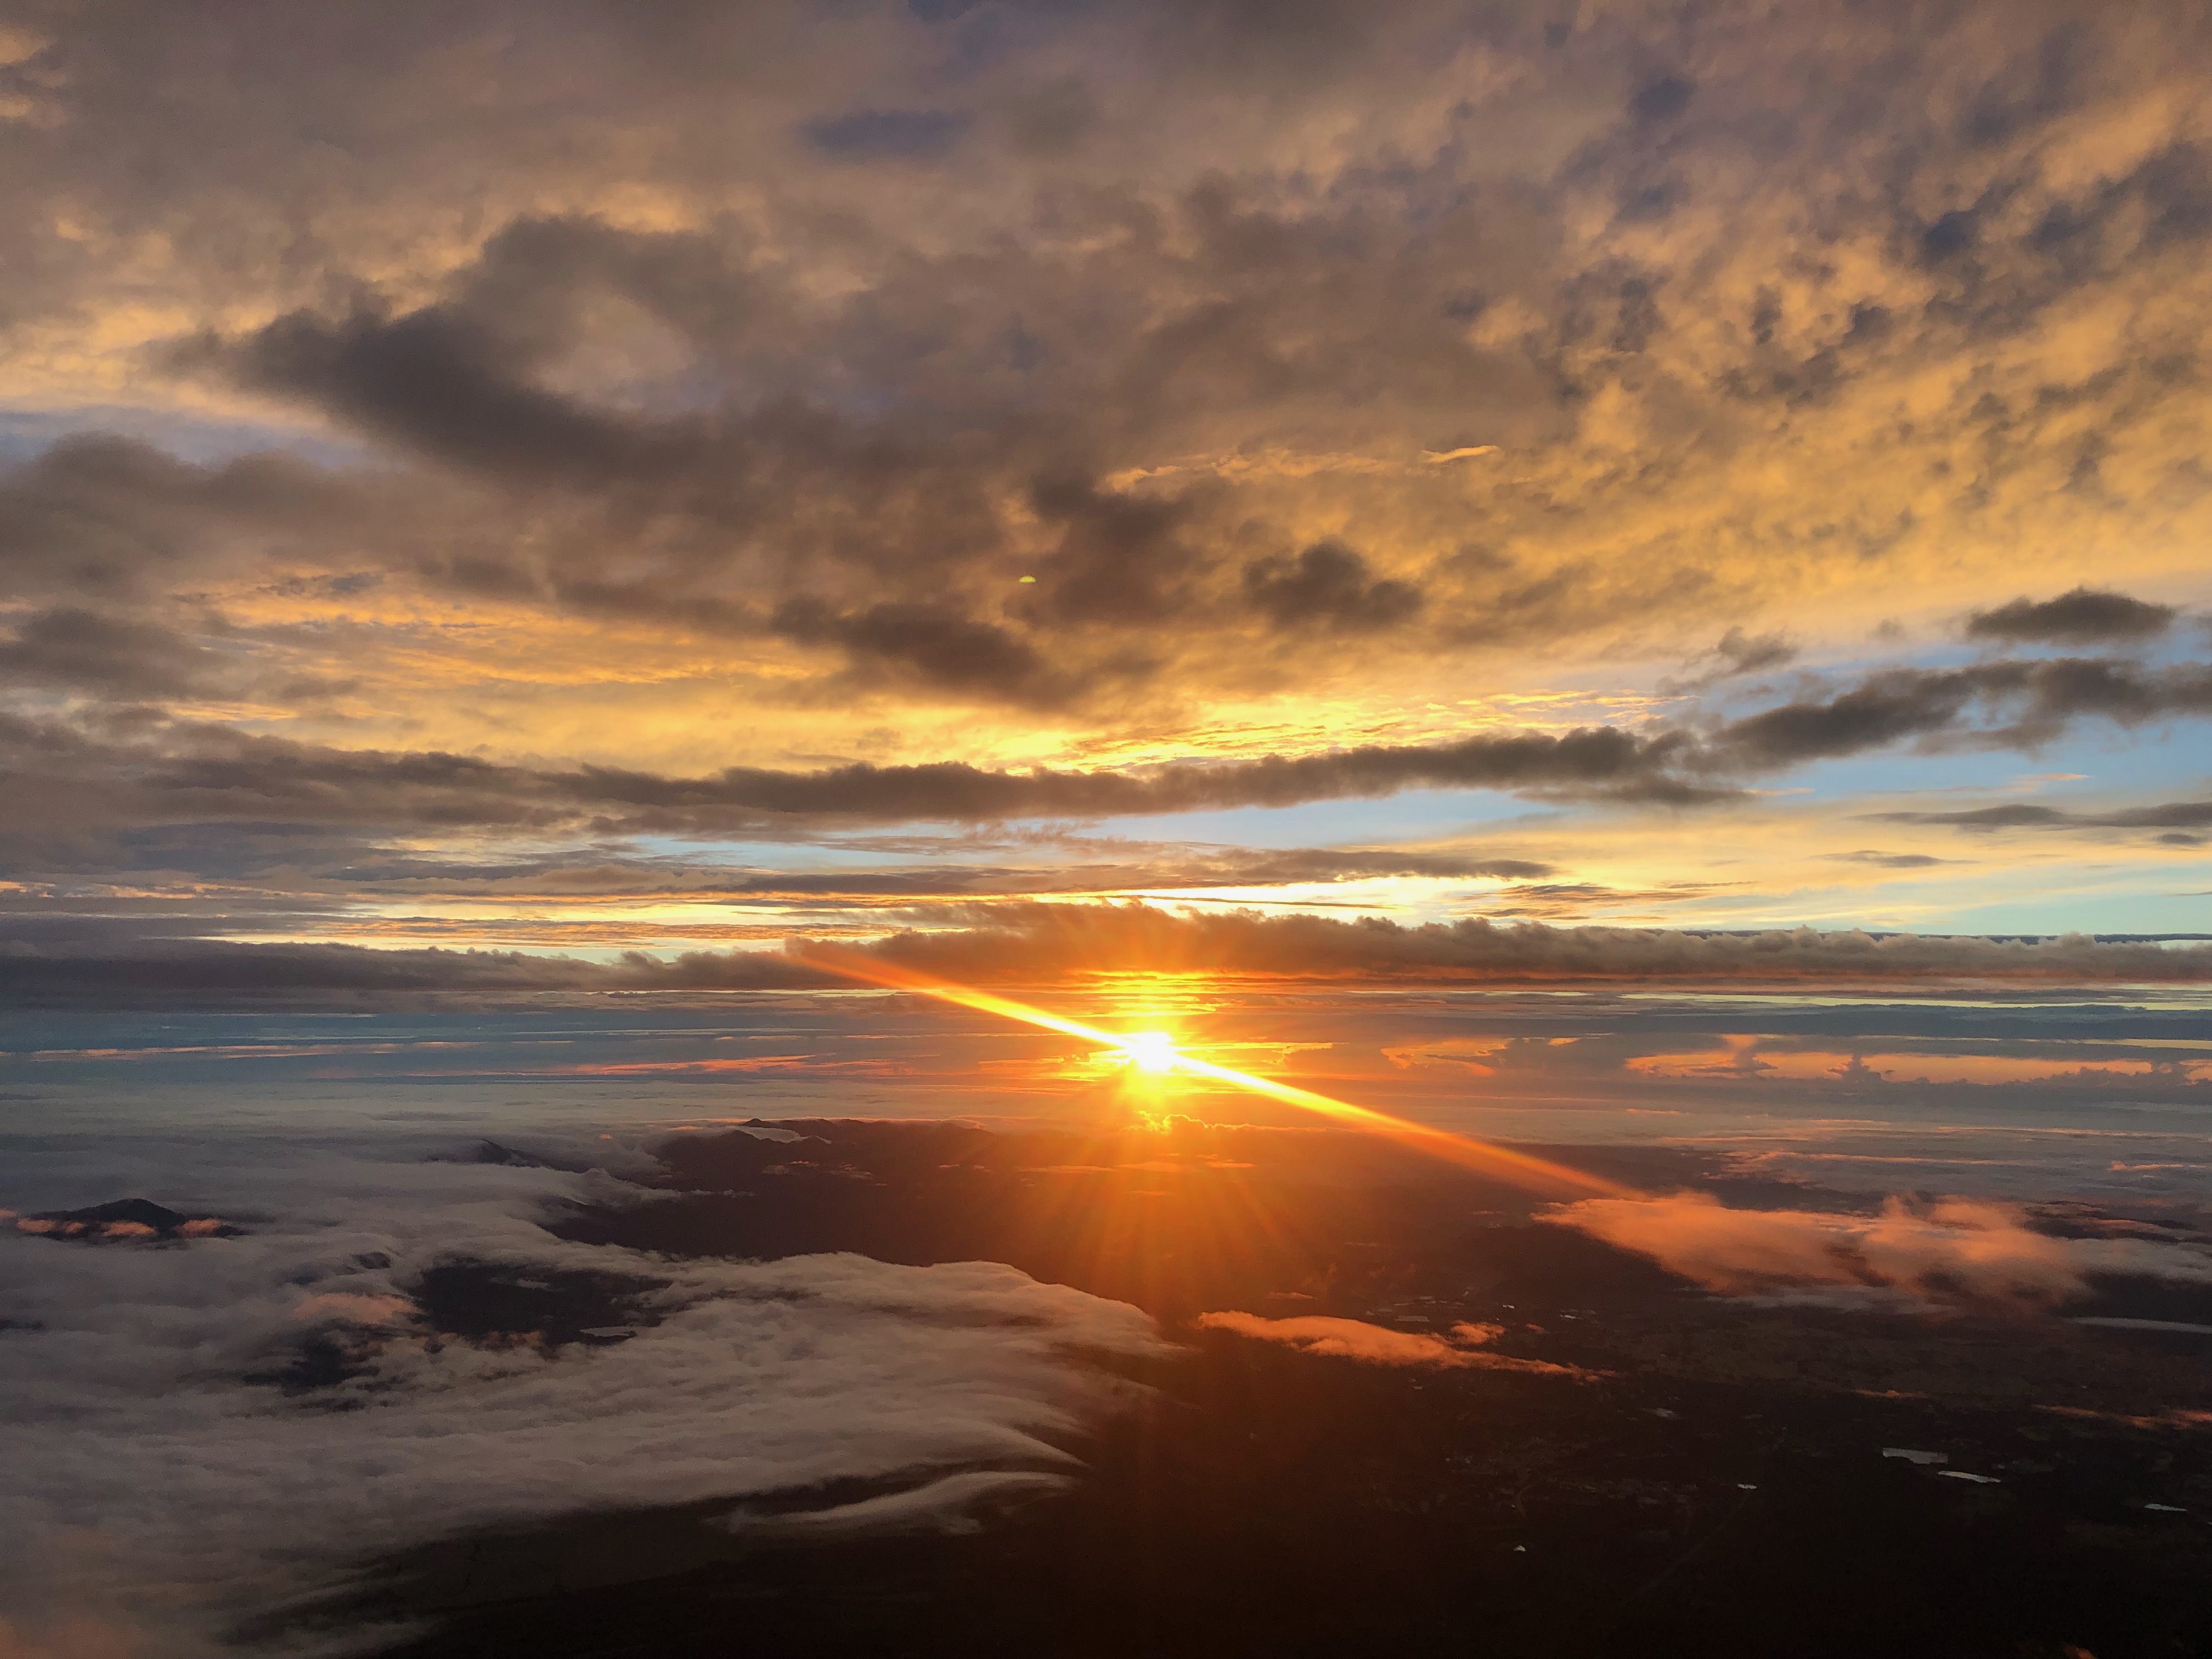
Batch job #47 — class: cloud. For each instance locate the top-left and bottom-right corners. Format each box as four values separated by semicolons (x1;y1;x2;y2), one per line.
853;905;2212;986
0;0;2210;960
1192;1311;1593;1375
771;597;1080;704
1878;799;2212;834
1242;540;1423;634
0;1128;1170;1653
1967;588;2180;645
714;1469;1069;1539
1698;658;2212;771
1662;626;1798;692
803;109;974;162
3;1;2207;755
3;645;2204;863
1548;1191;2212;1305
4;906;2209;1005
0;607;218;701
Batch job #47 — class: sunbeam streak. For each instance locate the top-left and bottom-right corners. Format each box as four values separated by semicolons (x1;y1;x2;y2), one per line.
790;944;1633;1198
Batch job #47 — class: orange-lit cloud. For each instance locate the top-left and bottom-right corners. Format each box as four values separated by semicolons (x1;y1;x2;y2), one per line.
290;1292;414;1325
1550;1192;2212;1304
1193;1312;1596;1376
0;2;2205;975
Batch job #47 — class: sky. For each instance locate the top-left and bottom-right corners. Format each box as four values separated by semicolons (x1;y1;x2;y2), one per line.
4;12;2212;1646
0;0;2208;984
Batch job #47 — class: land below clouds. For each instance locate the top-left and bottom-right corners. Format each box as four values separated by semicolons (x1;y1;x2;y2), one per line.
308;1121;2212;1659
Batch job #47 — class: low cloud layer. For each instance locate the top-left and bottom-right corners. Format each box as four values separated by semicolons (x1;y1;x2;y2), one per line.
1549;1192;2212;1306
0;1131;1168;1655
1193;1311;1592;1377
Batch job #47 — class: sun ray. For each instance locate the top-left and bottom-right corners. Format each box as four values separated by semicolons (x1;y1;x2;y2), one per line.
791;944;1635;1199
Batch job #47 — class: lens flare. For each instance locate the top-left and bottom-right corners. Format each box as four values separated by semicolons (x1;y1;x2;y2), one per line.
1125;1031;1178;1072
789;943;1633;1199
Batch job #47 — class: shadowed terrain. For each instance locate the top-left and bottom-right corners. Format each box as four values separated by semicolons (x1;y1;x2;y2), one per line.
303;1121;2212;1659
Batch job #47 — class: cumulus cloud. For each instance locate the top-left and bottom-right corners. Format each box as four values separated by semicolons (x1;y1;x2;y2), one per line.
1548;1192;2212;1305
0;1129;1169;1654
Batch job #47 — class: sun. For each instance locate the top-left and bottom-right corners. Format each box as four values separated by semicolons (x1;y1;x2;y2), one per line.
1123;1031;1180;1073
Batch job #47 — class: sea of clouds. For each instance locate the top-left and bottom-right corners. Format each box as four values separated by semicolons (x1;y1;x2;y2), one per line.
0;1121;1169;1658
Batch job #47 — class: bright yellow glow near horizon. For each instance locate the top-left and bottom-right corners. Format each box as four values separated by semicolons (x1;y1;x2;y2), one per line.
789;943;1634;1199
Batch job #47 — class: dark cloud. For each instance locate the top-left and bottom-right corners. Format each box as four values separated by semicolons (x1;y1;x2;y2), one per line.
804;109;974;161
1703;658;2212;769
1966;588;2180;645
1878;800;2212;833
1243;540;1423;634
18;838;1547;909
0;0;2204;960
8;2;2205;733
0;607;215;699
4;909;2207;1006
0;648;2204;857
205;300;703;491
0;715;1700;847
0;435;355;605
1025;477;1195;631
850;905;2212;987
1663;626;1797;692
771;597;1081;704
1825;850;1951;868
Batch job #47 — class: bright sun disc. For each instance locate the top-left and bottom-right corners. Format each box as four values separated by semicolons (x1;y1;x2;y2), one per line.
1124;1031;1178;1072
